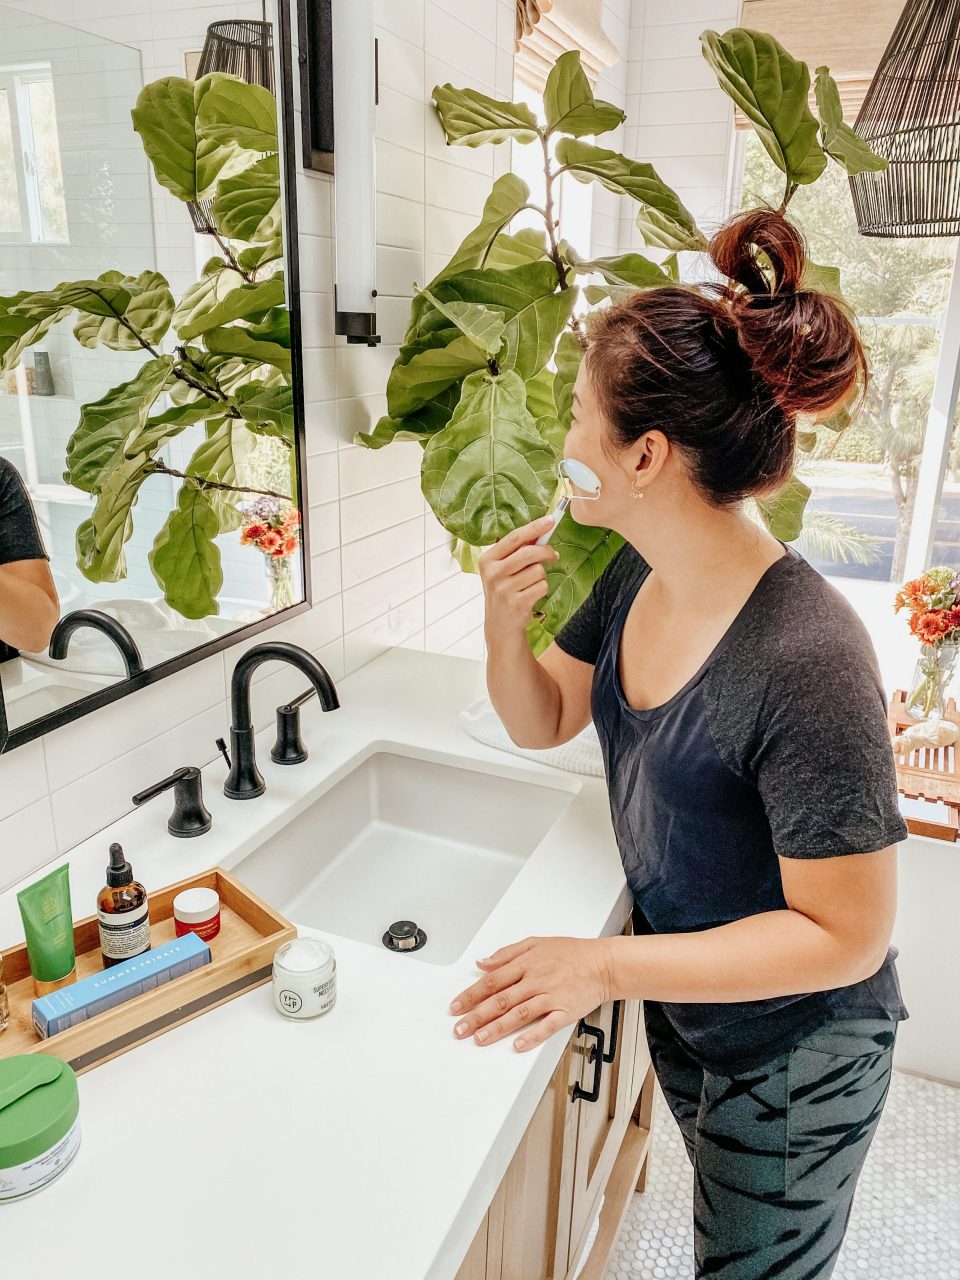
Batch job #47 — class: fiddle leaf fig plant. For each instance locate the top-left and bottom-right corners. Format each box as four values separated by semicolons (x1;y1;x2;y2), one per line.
357;35;886;656
0;72;294;621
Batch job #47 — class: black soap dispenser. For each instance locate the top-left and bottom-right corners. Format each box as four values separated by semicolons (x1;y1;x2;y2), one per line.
97;843;151;968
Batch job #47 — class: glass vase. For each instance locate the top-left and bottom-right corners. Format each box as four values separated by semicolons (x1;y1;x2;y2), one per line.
265;554;296;614
904;640;960;721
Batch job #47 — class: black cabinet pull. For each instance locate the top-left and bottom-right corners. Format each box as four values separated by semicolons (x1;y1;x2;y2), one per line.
601;999;623;1065
572;1019;606;1104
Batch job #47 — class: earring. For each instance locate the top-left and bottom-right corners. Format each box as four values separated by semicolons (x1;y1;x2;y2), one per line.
631;479;644;500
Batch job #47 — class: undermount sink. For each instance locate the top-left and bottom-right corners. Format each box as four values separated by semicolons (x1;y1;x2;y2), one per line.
232;746;575;965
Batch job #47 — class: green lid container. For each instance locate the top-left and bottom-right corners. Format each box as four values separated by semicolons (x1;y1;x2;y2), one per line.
0;1055;80;1200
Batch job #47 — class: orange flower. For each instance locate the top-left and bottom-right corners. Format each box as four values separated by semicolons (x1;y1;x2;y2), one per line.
281;534;299;556
260;529;283;555
282;509;301;531
914;609;954;645
241;522;267;546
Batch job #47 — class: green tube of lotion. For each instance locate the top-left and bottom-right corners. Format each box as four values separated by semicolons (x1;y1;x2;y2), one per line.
17;865;77;993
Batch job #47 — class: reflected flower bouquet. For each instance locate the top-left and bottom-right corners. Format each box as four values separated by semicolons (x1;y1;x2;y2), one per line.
240;497;301;560
894;567;960;717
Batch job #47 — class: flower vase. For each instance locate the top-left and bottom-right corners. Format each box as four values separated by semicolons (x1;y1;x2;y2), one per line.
265;554;295;613
904;640;960;721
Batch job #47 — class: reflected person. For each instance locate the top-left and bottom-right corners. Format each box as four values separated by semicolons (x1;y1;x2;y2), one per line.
0;456;59;656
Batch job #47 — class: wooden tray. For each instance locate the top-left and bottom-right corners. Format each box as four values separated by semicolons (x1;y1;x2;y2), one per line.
888;688;960;841
0;867;295;1073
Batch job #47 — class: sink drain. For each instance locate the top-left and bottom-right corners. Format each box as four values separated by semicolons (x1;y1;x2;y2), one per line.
382;919;427;953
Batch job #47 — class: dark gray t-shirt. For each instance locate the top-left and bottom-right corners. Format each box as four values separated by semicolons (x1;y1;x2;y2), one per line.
555;537;909;1074
0;456;48;660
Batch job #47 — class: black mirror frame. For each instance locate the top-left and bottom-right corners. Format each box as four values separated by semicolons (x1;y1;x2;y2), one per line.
0;0;315;755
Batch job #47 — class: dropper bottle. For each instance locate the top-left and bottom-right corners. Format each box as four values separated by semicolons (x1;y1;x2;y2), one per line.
97;843;151;968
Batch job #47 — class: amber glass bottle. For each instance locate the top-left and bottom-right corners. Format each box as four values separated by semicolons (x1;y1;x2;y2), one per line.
97;843;150;968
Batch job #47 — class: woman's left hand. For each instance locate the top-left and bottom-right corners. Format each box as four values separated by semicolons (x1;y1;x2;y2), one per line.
448;936;613;1052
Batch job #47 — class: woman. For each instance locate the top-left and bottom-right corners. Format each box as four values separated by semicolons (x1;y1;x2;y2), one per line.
0;455;59;656
448;208;908;1279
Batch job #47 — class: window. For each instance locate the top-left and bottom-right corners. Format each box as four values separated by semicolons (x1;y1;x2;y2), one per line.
733;130;957;585
0;65;68;244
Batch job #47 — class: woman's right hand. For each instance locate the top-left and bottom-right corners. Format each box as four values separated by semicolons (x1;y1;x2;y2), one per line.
479;515;560;634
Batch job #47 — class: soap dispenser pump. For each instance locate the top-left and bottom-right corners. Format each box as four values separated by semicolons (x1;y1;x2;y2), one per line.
97;843;150;968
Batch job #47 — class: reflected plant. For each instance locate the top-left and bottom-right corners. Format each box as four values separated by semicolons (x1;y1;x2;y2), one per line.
359;34;886;654
0;73;294;620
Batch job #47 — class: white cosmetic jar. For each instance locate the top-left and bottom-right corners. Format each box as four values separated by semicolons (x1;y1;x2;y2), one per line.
272;937;337;1019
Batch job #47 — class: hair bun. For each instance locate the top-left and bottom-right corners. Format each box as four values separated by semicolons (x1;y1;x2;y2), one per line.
708;207;864;419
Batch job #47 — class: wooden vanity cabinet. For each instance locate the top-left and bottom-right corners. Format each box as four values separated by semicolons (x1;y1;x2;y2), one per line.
455;917;656;1280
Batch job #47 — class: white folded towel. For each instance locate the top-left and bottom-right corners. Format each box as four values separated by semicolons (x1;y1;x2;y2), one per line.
458;694;605;777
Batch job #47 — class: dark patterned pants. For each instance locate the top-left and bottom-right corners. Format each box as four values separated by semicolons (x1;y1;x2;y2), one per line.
644;1001;898;1280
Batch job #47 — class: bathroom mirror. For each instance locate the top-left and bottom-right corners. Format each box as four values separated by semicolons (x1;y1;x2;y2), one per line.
0;0;310;751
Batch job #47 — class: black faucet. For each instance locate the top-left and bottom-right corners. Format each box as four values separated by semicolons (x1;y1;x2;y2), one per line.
132;767;212;838
223;641;340;799
49;609;144;677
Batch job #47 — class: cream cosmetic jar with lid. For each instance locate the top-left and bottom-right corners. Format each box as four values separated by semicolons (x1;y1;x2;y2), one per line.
272;937;336;1019
172;887;221;941
0;1055;81;1201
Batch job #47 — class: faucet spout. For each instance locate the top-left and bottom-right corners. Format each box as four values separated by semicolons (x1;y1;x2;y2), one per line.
48;609;145;678
224;641;340;799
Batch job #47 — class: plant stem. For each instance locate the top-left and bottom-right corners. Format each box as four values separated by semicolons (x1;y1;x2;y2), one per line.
780;179;798;212
196;209;256;283
152;458;292;503
540;133;568;291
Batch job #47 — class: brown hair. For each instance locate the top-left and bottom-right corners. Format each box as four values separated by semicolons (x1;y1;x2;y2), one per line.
582;207;867;505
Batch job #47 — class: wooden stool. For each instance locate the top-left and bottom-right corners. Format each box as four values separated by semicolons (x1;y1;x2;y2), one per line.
887;689;960;841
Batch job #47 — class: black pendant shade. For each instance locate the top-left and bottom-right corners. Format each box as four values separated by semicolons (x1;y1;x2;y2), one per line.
187;20;276;235
850;0;960;238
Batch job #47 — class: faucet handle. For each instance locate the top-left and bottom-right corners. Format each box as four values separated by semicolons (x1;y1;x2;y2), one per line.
271;688;318;765
132;766;212;838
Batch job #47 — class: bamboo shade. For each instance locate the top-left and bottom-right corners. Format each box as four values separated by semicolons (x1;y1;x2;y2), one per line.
514;0;618;93
735;0;906;127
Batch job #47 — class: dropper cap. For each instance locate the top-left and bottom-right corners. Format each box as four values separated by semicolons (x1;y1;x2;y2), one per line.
106;842;133;888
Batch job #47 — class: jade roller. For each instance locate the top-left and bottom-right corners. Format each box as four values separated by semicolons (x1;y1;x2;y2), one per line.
536;458;602;545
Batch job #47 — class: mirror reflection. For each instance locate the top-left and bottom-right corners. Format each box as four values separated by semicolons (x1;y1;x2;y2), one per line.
0;1;305;739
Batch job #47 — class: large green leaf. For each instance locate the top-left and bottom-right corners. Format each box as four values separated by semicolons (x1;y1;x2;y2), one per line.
536;415;567;455
211;155;281;242
17;279;132;318
202;323;291;377
583;284;639;305
484;228;550;271
755;472;811;541
701;29;826;187
185;418;251;531
355;386;460;450
73;271;174;350
173;261;245;337
525;366;557;421
149;486;223;619
196;77;278;153
387;334;488;417
234;382;295;438
427;174;531;293
0;292;70;371
124;396;216;459
814;66;888;176
64;357;175;492
421;369;557;544
418;286;505;358
525;516;625;657
553;329;584;429
501;287;576;380
543;50;626;138
237;240;284;273
131;74;245;202
803;258;842;297
176;273;285;341
76;453;157;583
432;84;539;146
564;245;673;289
555;138;705;251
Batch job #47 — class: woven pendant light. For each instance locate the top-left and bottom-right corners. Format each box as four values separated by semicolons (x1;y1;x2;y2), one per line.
187;21;275;235
850;0;960;237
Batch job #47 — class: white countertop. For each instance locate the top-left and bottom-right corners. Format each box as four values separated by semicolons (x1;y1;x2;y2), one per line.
0;648;632;1280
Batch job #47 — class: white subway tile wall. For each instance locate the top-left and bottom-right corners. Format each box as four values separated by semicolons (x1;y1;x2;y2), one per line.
0;1;744;888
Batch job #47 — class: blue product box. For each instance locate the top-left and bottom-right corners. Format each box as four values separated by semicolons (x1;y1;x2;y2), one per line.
32;932;212;1039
